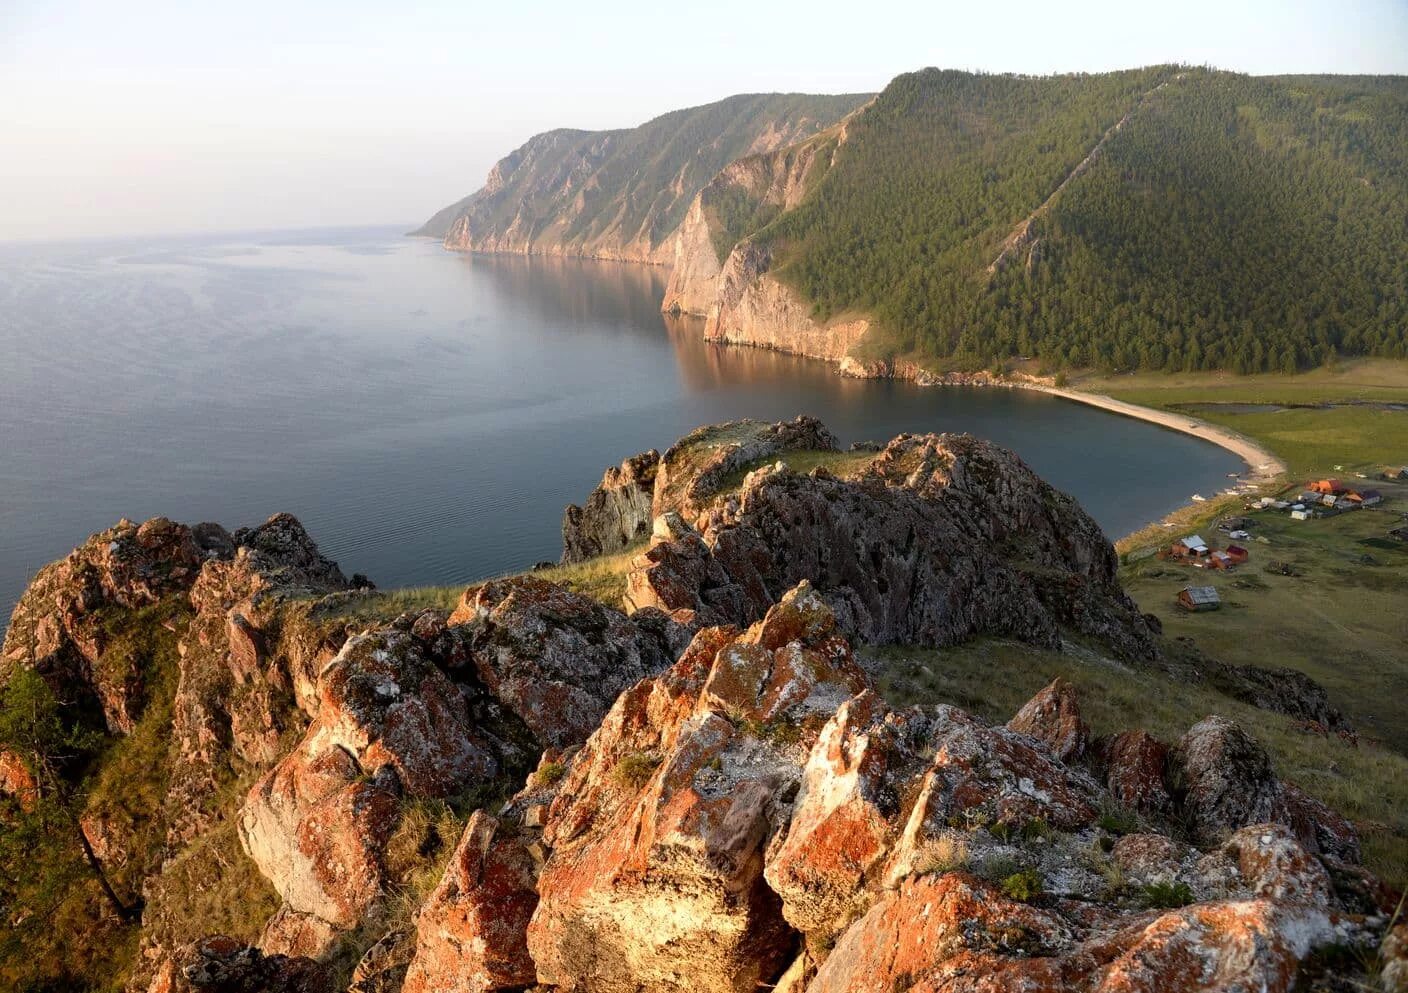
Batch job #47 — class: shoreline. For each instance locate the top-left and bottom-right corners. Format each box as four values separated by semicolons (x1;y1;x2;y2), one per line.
1025;383;1288;484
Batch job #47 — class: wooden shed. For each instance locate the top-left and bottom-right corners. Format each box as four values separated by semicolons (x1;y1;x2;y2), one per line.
1178;586;1221;612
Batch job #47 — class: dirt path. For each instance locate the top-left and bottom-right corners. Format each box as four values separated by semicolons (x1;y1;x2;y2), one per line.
1029;383;1288;483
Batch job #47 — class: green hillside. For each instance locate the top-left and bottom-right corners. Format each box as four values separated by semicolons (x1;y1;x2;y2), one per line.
734;68;1408;373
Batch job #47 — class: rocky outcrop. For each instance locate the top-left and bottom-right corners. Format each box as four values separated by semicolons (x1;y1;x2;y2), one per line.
561;450;659;563
623;430;1159;661
527;583;863;992
2;516;207;732
562;417;839;571
166;513;357;845
488;586;1384;993
148;935;330;993
238;627;512;929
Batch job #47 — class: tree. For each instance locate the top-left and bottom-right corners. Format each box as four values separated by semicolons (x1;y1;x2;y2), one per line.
0;667;139;943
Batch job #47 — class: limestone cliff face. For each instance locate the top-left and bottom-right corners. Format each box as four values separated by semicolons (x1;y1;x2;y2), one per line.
662;118;872;364
416;93;871;264
702;242;869;362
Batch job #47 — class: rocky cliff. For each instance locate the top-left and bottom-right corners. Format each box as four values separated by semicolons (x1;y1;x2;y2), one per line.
661;119;873;363
414;93;871;263
1;423;1400;992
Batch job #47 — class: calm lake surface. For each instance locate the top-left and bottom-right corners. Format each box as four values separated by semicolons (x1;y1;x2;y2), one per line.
0;226;1240;619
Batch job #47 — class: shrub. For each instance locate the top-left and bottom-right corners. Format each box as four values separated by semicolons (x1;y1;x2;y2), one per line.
613;752;661;790
1000;869;1044;902
1141;880;1194;909
534;762;566;787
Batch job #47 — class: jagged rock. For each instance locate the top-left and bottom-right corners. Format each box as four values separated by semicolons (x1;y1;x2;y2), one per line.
1008;676;1090;762
623;432;1158;661
528;583;863;993
447;575;678;748
1097;730;1173;817
401;811;538;993
806;872;1074;993
2;516;205;732
767;688;1101;942
168;513;355;845
239;629;504;929
149;935;331;993
652;416;839;519
561;450;659;564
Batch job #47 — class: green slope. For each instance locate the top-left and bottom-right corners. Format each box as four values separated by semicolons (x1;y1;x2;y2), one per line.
728;67;1408;373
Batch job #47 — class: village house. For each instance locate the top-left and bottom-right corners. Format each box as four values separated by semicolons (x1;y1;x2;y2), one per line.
1209;550;1236;570
1225;544;1249;564
1178;586;1221;612
1170;535;1210;559
1350;489;1383;507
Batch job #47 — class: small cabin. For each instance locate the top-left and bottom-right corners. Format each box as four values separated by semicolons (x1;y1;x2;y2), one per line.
1225;544;1249;564
1178;586;1221;612
1208;550;1236;570
1352;489;1383;507
1172;535;1210;559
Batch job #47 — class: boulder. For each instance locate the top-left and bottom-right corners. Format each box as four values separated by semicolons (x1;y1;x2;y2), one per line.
1175;717;1283;844
447;575;678;747
806;872;1074;993
1222;824;1332;906
1097;730;1173;818
239;629;503;929
401;812;538;993
1008;676;1090;762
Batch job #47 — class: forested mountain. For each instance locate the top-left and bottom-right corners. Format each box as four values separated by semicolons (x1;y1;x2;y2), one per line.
729;67;1408;372
413;92;872;262
424;68;1408;373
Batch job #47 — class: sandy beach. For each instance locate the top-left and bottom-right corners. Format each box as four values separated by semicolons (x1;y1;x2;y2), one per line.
1028;384;1289;483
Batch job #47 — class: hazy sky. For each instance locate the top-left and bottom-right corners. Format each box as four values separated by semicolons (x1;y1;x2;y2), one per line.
3;0;1407;241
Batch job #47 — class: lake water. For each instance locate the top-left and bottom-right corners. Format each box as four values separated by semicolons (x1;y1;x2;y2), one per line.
0;226;1240;619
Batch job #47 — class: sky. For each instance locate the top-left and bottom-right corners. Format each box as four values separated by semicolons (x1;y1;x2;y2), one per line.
3;0;1407;241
